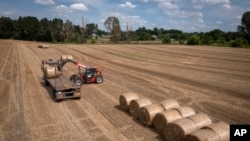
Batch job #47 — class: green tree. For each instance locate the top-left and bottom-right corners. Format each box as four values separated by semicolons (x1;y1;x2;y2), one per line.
14;16;40;40
231;38;248;47
162;35;171;44
52;18;64;42
104;16;121;42
86;23;98;37
238;11;250;44
0;17;14;39
238;11;250;34
37;18;52;41
134;27;152;40
208;29;225;43
187;34;200;45
64;20;74;42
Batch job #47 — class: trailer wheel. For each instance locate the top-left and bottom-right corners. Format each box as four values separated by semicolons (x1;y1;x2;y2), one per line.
70;74;78;82
74;77;83;86
95;75;103;84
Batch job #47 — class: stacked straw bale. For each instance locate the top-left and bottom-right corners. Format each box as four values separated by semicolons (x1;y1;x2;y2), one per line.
164;113;212;141
139;103;165;126
129;98;152;119
184;122;229;141
160;99;180;110
153;107;195;135
119;92;140;112
61;55;73;62
138;99;180;127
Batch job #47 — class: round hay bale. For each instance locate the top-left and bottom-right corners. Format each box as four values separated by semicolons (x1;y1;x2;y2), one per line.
45;66;62;79
153;107;195;135
187;113;212;129
42;64;50;72
184;129;220;141
38;44;50;48
164;118;197;141
202;122;229;141
160;99;180;110
139;103;165;126
129;98;152;119
119;92;140;112
153;109;183;135
61;55;73;62
43;44;50;48
175;107;196;117
164;113;212;141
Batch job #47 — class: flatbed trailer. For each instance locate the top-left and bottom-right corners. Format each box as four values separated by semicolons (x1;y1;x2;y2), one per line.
44;75;81;101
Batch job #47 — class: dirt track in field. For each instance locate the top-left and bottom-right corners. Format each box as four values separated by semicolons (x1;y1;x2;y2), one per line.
0;39;250;141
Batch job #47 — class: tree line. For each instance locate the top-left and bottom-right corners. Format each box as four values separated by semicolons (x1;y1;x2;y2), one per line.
0;11;249;47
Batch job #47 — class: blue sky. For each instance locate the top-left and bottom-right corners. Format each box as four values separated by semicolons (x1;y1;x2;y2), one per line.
0;0;249;32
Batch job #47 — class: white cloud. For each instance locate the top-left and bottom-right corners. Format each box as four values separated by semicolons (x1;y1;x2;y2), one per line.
159;1;178;10
53;5;72;14
201;0;230;5
216;21;222;24
222;4;231;9
164;9;203;19
193;5;203;10
119;2;137;8
125;15;147;27
236;15;241;19
141;0;149;2
35;0;55;5
69;3;89;11
0;10;16;16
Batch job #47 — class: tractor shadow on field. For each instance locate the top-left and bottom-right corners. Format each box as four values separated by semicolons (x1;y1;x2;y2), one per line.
113;105;164;141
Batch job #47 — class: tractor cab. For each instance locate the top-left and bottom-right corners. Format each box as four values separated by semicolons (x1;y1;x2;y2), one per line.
82;67;98;80
82;67;103;83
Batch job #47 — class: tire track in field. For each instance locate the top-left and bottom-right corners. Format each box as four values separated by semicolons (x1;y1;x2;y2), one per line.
69;46;250;100
114;45;250;74
1;41;27;141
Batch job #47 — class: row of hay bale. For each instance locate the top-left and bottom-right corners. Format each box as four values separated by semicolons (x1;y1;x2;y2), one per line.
119;92;229;141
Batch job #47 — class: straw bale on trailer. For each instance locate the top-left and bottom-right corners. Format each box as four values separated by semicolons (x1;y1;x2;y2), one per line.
153;107;195;135
119;92;140;112
184;122;229;141
129;98;152;119
44;66;62;79
164;113;212;141
139;103;165;126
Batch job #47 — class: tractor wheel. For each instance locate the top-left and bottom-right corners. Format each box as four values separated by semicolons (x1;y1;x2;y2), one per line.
45;80;50;86
70;74;78;82
74;77;83;86
95;75;103;84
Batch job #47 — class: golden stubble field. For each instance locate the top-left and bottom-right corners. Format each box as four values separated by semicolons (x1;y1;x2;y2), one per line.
0;39;250;141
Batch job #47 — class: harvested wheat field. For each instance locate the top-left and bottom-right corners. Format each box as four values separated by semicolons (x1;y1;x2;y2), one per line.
0;39;250;141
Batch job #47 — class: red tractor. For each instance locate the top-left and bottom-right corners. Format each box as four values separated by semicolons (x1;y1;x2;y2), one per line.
70;66;103;85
